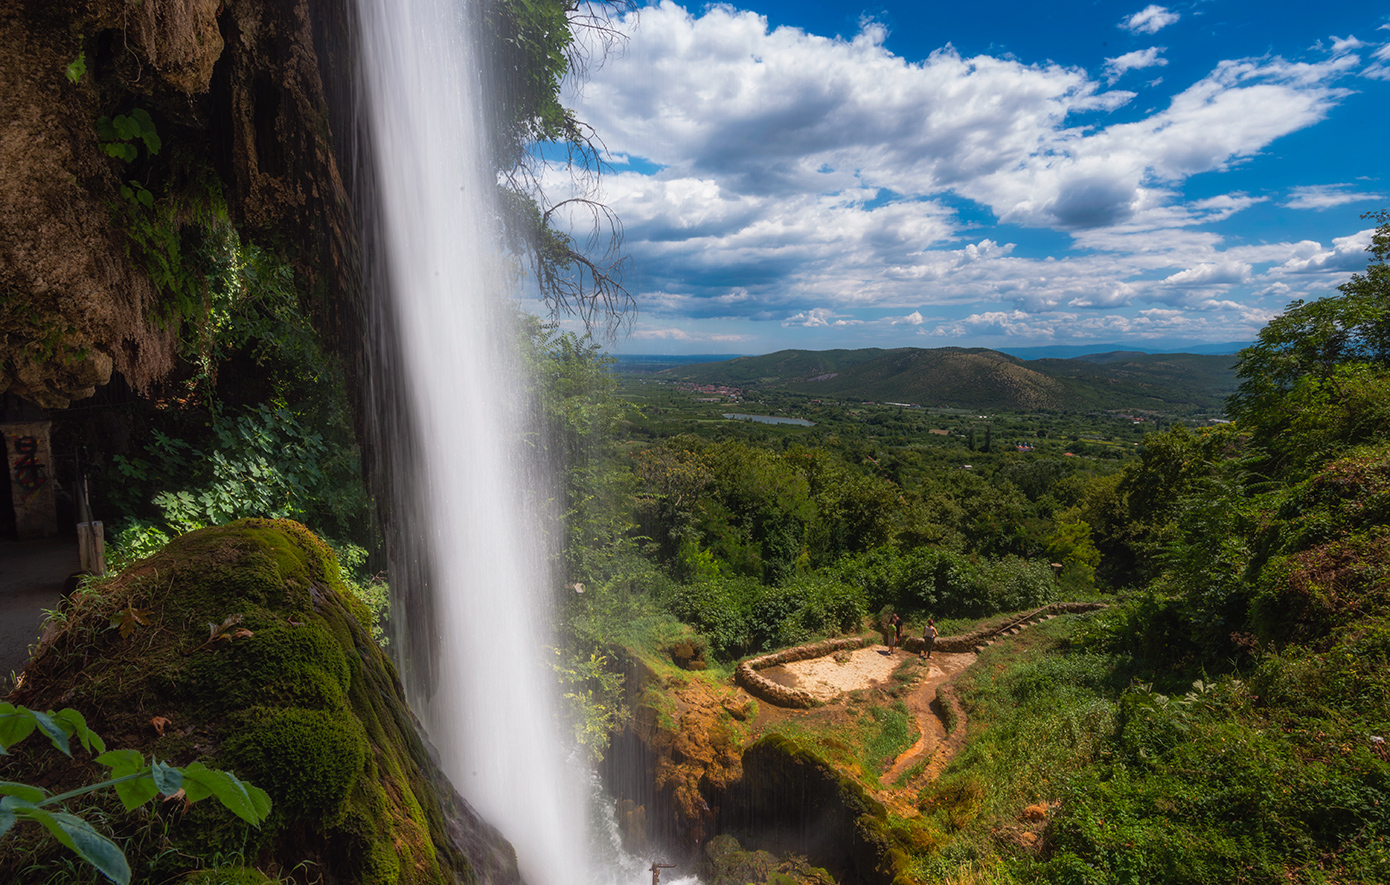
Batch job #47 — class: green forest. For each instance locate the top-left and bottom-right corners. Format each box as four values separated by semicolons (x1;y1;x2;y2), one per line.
2;1;1388;884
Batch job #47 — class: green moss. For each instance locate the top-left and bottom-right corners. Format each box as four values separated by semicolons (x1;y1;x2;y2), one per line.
222;706;366;824
2;519;490;885
184;622;351;716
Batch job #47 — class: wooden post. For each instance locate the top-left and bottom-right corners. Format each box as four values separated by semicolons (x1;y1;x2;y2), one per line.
650;862;675;885
78;521;107;576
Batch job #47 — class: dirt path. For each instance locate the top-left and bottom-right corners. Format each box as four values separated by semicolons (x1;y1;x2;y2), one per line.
881;652;973;784
757;643;979;814
738;607;1106;818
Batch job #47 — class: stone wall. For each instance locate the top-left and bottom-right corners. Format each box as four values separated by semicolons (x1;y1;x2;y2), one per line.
736;602;1110;709
734;636;873;709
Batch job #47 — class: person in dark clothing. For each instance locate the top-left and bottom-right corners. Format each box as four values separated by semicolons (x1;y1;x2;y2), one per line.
888;612;903;653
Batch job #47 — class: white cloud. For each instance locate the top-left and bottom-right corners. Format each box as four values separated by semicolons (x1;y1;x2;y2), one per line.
547;3;1377;350
783;308;860;327
1329;35;1367;56
1104;47;1168;84
1362;41;1390;79
1284;184;1387;210
1272;227;1377;274
1120;6;1180;36
1162;261;1253;287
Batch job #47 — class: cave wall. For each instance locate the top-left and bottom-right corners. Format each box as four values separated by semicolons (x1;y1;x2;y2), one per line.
0;0;360;408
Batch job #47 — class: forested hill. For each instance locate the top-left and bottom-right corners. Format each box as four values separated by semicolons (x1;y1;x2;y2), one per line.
656;346;1238;414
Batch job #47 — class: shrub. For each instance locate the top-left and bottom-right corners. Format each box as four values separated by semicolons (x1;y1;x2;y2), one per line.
661;575;757;660
748;573;866;649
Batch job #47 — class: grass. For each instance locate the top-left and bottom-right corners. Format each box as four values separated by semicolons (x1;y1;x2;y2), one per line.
764;699;920;790
884;610;1390;885
901;615;1126;883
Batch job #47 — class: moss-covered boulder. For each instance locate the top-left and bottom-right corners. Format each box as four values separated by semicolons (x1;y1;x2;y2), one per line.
1;518;521;885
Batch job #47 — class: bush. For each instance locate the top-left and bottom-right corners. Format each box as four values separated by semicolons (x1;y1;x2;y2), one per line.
973;556;1055;612
839;546;1055;619
748;573;866;650
661;575;758;660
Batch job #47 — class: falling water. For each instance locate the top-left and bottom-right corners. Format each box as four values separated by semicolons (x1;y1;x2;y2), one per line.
352;0;590;882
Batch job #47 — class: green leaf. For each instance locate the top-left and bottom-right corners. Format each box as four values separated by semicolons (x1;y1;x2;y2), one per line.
29;709;72;756
150;760;182;796
0;806;14;839
96;748;144;778
26;807;131;885
113;114;139;141
0;781;48;803
246;784;272;822
52;709;106;755
181;762;268;825
96;750;158;810
113;774;158;811
137;187;154;208
0;704;38;752
65;51;86;85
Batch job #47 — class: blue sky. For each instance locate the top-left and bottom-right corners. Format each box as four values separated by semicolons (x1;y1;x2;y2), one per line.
539;1;1390;354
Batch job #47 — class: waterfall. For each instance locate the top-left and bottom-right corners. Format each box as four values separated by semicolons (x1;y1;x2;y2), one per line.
352;1;591;883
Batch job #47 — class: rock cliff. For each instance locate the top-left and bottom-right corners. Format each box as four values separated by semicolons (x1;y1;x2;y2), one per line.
0;0;359;407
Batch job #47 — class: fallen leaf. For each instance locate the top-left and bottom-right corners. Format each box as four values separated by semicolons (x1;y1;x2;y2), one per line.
150;716;172;736
111;604;153;640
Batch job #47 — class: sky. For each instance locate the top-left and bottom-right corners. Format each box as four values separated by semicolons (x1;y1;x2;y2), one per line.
537;1;1390;355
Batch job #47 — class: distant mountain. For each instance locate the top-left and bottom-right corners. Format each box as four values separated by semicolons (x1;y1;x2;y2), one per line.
657;347;1239;414
993;341;1249;359
611;354;747;372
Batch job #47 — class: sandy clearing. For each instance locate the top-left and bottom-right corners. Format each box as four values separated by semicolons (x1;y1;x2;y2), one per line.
762;645;914;700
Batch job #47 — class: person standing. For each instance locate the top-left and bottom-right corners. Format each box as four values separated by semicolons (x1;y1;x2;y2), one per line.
921;618;938;661
887;612;902;653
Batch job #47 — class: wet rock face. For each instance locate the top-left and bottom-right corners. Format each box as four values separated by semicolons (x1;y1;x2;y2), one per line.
0;0;357;407
721;737;895;885
1;519;520;885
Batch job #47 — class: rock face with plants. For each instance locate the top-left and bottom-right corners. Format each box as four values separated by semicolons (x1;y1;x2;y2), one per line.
0;0;362;408
0;0;625;410
1;519;521;885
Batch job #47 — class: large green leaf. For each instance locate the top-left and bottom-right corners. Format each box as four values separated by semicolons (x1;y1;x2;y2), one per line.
116;774;159;812
0;781;47;803
52;708;106;755
0;704;37;752
181;762;268;825
95;748;144;778
95;750;160;811
150;760;182;796
0;806;13;839
26;807;131;885
28;709;72;756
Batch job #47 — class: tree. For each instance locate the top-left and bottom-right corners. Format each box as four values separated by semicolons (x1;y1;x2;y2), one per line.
484;0;638;332
1231;210;1390;421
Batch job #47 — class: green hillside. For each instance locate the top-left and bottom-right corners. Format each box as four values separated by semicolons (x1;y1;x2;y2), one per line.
657;346;1238;415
